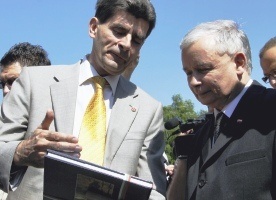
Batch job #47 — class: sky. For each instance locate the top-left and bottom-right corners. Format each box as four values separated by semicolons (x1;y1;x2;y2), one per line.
1;0;276;112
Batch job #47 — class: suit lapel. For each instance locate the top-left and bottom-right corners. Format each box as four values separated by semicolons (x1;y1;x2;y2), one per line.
187;118;213;199
200;105;252;171
188;81;267;199
104;77;139;167
188;117;245;199
188;112;245;199
50;63;80;134
200;81;265;169
200;118;235;170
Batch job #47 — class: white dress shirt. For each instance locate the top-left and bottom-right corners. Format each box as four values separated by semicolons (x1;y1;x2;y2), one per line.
214;79;253;118
212;79;253;144
73;56;120;137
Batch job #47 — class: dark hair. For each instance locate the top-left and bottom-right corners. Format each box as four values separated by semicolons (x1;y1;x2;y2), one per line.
0;42;51;68
259;36;276;59
95;0;156;38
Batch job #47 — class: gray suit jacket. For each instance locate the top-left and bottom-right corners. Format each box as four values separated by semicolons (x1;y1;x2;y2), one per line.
187;81;276;200
0;61;166;200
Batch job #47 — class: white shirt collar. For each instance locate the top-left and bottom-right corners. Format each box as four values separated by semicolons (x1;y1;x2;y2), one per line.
214;79;253;118
79;56;120;95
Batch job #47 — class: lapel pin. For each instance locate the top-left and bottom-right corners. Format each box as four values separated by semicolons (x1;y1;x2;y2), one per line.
237;119;243;124
129;105;136;112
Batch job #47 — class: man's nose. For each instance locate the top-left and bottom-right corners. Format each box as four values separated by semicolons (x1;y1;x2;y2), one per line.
188;73;202;87
119;35;131;51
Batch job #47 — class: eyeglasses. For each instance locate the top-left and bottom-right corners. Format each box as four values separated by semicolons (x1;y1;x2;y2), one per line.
0;78;16;89
262;70;276;83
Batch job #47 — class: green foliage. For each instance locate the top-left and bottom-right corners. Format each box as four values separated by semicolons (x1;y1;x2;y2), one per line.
163;94;197;122
163;94;207;164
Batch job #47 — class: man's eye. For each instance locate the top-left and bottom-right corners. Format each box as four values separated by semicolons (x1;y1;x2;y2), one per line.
184;68;210;78
112;26;126;36
133;39;143;45
114;30;125;36
198;68;210;74
184;70;192;76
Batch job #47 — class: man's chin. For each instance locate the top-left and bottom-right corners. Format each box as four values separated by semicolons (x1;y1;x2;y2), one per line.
106;56;126;67
101;59;126;75
104;67;125;76
196;96;210;106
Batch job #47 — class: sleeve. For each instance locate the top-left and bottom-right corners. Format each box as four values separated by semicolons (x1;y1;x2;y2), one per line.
137;102;167;200
0;68;31;192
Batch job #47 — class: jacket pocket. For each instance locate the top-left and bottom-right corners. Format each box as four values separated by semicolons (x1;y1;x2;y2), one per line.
225;149;266;166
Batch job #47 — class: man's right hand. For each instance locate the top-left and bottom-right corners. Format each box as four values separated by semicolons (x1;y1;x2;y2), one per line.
13;109;82;168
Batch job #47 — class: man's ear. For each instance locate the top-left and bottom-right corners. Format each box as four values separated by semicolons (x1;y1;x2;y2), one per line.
234;52;247;75
89;17;99;38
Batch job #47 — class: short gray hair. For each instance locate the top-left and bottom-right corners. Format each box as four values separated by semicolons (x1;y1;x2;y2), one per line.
180;20;252;74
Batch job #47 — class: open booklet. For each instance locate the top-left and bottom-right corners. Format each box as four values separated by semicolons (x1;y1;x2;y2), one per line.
43;149;153;200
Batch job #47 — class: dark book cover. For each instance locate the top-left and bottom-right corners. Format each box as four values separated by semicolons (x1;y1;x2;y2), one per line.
43;149;153;200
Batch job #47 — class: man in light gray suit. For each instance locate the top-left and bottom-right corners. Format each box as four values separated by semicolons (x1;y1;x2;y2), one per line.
0;0;166;199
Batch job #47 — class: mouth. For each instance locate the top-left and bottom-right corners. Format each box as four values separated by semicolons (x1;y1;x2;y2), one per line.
195;90;211;97
108;52;127;64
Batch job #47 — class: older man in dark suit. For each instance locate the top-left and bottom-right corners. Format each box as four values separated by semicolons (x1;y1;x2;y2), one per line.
180;19;276;199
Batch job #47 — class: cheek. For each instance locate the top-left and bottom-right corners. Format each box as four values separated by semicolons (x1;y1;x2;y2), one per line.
96;29;114;47
209;76;226;94
213;79;233;95
209;81;220;94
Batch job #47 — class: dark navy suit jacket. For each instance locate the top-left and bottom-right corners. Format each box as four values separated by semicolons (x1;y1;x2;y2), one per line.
187;81;276;200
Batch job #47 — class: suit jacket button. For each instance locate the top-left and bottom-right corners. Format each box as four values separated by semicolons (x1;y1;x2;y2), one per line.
198;180;207;188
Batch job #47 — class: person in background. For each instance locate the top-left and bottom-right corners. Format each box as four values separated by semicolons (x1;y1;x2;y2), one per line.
121;55;140;80
259;36;276;88
166;106;213;200
0;42;51;96
0;0;166;199
0;42;51;200
180;19;276;199
121;56;175;183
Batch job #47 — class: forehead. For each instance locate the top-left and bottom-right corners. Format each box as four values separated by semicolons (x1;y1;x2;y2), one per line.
106;10;149;36
263;46;276;61
261;46;276;71
182;39;217;63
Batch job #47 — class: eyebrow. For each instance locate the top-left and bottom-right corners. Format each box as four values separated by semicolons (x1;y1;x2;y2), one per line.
111;22;127;30
111;23;146;42
196;62;213;67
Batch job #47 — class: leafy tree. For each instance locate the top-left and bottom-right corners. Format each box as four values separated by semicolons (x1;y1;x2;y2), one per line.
163;94;207;164
163;94;198;122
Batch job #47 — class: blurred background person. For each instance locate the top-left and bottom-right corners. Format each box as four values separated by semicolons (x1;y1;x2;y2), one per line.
121;56;175;185
0;42;50;200
121;55;140;81
0;42;51;96
259;36;276;88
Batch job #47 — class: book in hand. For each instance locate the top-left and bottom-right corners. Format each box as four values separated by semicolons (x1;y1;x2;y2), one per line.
43;149;153;200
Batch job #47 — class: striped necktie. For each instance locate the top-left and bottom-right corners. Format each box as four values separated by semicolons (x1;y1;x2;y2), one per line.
213;112;224;143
